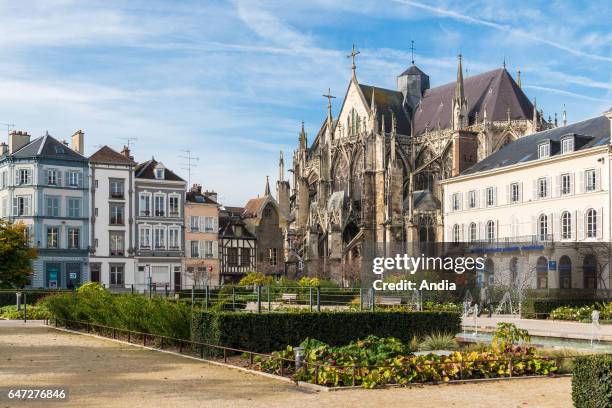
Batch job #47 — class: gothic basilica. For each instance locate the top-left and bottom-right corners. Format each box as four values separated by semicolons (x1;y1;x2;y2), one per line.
278;47;553;278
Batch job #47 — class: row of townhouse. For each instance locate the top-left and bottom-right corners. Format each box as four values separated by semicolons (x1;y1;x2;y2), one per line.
442;109;612;293
0;130;238;290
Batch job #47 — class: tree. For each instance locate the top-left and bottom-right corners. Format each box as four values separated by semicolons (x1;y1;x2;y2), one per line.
0;221;37;288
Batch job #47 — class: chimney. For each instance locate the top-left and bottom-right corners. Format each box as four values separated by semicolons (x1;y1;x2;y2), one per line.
0;143;8;155
71;130;84;154
120;145;133;160
191;183;202;194
204;190;218;202
8;131;30;154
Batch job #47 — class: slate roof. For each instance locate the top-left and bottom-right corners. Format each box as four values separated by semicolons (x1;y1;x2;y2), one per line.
462;115;610;175
89;145;136;165
135;159;185;182
359;84;411;135
186;190;218;205
10;135;87;162
399;65;428;77
413;68;533;135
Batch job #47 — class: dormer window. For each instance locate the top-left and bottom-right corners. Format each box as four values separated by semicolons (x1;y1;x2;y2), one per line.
154;167;165;179
561;137;574;154
538;142;550;159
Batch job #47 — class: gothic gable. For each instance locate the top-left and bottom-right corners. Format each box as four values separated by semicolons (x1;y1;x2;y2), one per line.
335;79;370;138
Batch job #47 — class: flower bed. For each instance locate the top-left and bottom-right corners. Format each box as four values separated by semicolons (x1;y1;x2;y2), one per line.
253;332;558;388
549;302;612;322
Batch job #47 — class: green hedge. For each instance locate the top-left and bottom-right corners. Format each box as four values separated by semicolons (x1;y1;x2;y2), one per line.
572;354;612;408
522;299;597;319
192;311;461;353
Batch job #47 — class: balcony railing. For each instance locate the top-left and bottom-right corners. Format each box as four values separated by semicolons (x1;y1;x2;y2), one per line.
110;192;124;199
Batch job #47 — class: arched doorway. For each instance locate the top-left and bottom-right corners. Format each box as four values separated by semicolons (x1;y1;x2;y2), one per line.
559;256;572;289
583;254;597;289
536;256;548;289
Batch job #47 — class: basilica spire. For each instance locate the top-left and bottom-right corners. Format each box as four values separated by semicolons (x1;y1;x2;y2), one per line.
452;54;468;130
563;105;567;126
517;69;522;88
298;121;307;150
264;176;271;196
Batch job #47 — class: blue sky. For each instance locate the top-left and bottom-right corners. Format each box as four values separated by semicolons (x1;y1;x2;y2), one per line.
0;1;610;205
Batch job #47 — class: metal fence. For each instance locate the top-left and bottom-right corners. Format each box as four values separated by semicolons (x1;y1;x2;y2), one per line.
47;317;598;387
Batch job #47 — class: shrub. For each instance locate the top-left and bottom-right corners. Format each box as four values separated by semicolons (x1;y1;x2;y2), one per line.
522;299;601;319
192;311;461;353
42;289;191;339
572;354;612;408
419;333;457;351
0;305;49;320
548;302;612;322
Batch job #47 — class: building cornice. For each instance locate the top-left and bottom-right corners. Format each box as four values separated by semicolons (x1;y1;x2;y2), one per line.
441;145;608;185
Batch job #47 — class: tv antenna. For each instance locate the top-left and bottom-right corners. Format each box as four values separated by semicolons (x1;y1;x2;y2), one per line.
1;123;15;136
117;136;138;150
180;149;199;187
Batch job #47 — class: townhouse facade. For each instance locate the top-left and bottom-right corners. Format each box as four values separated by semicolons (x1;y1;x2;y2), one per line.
88;145;137;288
0;130;89;288
442;111;612;293
218;205;257;284
184;184;219;288
134;159;186;291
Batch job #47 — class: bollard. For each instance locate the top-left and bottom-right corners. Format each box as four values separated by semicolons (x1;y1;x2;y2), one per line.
131;284;134;295
165;284;168;297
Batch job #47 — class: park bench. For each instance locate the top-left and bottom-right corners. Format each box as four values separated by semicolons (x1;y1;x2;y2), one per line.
378;296;402;306
281;293;298;303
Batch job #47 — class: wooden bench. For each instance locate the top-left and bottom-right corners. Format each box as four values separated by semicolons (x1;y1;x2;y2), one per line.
281;293;298;303
378;296;402;306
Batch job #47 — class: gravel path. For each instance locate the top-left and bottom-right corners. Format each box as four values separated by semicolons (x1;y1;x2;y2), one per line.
0;320;572;408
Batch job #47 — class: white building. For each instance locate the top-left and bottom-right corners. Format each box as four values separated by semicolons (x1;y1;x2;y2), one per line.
134;159;186;291
442;111;612;292
88;145;137;289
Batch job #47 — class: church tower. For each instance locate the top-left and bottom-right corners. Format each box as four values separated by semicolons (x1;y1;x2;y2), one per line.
452;54;468;131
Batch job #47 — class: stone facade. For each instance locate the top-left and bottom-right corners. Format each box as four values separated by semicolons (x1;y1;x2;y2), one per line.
285;55;553;280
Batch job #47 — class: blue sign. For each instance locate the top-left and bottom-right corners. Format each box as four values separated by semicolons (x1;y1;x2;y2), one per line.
548;260;557;270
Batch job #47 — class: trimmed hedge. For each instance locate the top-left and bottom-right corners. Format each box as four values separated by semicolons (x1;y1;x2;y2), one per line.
192;311;461;353
572;354;612;408
522;299;597;319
